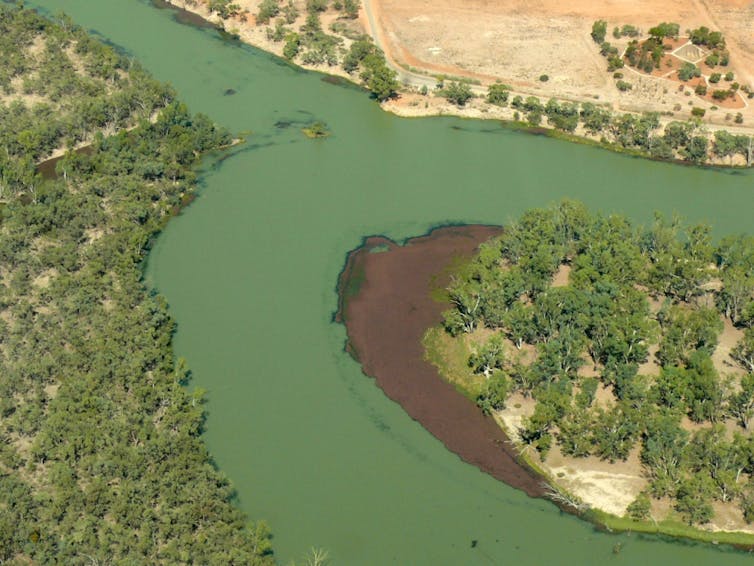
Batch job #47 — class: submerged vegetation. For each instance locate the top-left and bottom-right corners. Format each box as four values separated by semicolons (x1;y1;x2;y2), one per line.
435;202;754;529
0;5;273;562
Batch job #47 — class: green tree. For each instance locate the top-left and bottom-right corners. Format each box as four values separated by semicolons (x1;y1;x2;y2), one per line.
487;83;510;106
469;333;506;379
732;328;754;372
678;63;701;81
360;53;398;101
442;81;473;106
445;275;483;334
626;492;652;520
641;410;688;496
675;475;715;524
648;22;680;41
728;373;754;429
684;135;709;163
591;402;639;462
657;306;722;367
591;20;607;43
557;407;594;457
476;373;510;414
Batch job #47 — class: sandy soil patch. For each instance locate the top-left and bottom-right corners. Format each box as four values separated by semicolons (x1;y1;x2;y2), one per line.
714;317;746;376
32;269;55;290
551;264;571;288
545;445;647;516
638;342;662;377
709;501;754;534
497;392;536;443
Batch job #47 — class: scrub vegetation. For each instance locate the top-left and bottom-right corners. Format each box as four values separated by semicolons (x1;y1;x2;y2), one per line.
253;0;398;100
0;5;273;563
494;92;753;166
435;201;754;529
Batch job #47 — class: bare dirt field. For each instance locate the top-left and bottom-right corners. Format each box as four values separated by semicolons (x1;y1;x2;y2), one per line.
373;0;754;125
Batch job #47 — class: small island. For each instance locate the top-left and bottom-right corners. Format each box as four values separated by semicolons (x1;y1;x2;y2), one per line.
427;202;754;544
302;120;330;138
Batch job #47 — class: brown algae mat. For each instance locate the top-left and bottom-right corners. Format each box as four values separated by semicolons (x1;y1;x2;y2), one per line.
336;225;546;498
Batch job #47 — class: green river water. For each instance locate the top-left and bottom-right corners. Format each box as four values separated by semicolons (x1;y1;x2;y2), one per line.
24;1;754;563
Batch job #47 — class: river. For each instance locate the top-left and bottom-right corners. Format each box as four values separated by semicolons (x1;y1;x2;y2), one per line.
24;0;754;563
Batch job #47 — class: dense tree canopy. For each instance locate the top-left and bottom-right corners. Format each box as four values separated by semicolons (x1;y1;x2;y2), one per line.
0;5;273;563
440;202;754;525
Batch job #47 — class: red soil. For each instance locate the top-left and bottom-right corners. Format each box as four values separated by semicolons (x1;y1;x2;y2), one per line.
336;226;546;498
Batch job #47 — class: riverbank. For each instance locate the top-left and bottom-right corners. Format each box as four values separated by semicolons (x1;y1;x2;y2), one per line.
159;0;754;168
337;223;754;552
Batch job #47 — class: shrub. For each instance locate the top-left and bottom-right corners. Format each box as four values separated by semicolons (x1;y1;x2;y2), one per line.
607;56;624;72
306;0;328;12
712;89;731;101
735;112;744;124
283;33;300;59
705;53;719;67
626;493;652;521
725;71;734;81
648;22;680;40
342;0;359;18
539;74;549;82
600;41;618;57
272;19;288;41
257;0;280;24
690;26;725;49
616;80;632;92
591;20;607;43
691;107;706;117
523;96;543;112
441;81;473;106
709;73;721;83
678;63;701;81
694;84;707;96
487;83;510;106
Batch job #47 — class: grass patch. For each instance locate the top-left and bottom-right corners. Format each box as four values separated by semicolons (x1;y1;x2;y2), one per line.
428;253;478;302
588;510;754;549
422;326;484;401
